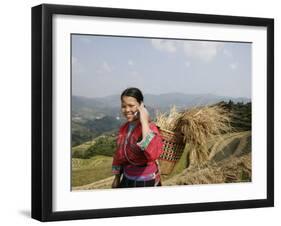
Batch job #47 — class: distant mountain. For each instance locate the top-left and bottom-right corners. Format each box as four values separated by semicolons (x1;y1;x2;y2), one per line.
73;93;250;113
144;93;250;111
71;93;251;146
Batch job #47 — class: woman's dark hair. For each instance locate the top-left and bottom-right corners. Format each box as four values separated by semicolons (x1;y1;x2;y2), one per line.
121;87;144;104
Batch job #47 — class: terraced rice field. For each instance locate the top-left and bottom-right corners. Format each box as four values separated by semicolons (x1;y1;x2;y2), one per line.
72;155;113;187
72;131;251;190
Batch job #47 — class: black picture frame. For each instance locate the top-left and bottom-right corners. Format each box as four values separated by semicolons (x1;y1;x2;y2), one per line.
31;3;274;222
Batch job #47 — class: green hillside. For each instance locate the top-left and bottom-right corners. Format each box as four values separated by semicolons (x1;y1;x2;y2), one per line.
72;135;116;159
71;134;116;187
72;115;121;147
72;155;113;187
223;100;251;131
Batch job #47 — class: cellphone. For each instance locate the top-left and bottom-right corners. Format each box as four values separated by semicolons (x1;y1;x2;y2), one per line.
133;102;144;117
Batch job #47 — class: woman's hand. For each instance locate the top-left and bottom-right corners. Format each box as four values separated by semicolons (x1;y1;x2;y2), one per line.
136;102;150;124
112;175;121;188
137;102;151;138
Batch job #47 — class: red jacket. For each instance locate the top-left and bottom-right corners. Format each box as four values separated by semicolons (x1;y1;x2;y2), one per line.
112;121;164;175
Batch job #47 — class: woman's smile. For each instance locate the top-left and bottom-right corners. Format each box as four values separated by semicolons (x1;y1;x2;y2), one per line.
124;112;137;121
125;112;135;116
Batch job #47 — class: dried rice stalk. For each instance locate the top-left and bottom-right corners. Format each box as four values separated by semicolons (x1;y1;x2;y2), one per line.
156;104;233;167
155;105;181;132
163;153;251;185
176;105;233;166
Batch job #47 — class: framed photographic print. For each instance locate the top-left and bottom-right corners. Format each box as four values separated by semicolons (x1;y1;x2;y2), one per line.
31;3;274;222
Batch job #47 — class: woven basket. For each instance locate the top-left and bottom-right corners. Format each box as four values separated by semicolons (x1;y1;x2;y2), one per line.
157;127;186;175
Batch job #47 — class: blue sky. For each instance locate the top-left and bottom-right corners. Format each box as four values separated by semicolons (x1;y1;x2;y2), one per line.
72;34;251;99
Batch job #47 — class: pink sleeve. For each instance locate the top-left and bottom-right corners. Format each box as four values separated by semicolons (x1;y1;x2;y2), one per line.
137;123;164;162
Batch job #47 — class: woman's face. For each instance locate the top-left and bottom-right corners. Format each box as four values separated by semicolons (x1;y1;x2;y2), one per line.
121;96;140;122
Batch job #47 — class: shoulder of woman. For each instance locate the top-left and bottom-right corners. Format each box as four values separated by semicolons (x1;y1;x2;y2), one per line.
149;122;160;133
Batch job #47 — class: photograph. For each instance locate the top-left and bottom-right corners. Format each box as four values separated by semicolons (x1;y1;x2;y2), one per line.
31;4;273;221
71;35;252;190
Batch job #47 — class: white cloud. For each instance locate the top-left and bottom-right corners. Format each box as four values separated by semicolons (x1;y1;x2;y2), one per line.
96;61;112;74
230;63;238;70
185;61;191;68
128;60;134;66
150;39;178;53
183;41;224;62
102;61;112;72
150;39;223;62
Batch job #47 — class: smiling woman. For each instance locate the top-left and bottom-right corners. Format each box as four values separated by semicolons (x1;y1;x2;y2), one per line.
112;87;164;188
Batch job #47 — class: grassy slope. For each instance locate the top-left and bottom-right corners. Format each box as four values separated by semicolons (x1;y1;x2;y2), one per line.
72;131;251;189
72;140;97;158
72;155;113;187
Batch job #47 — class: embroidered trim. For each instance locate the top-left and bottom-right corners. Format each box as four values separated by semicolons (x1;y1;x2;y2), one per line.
137;131;155;151
112;165;121;174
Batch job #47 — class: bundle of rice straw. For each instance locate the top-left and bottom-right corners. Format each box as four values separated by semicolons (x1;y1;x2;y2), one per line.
156;106;182;132
156;104;233;174
175;104;233;167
